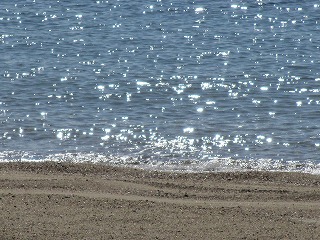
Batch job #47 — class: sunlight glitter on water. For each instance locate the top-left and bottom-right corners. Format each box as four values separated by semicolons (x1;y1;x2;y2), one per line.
1;0;320;172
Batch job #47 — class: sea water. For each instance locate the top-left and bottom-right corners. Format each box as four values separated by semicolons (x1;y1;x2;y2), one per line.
1;0;320;173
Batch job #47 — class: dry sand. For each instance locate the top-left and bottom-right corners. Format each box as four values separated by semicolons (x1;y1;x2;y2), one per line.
0;162;320;239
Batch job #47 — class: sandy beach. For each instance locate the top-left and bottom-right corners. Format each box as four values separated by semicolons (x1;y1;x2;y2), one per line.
0;162;319;239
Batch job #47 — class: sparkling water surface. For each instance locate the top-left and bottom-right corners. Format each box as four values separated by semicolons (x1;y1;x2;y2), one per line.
1;0;320;173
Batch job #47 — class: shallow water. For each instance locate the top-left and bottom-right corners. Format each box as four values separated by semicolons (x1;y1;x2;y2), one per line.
1;0;320;173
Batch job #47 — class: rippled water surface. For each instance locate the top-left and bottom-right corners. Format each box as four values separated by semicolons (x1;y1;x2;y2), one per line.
1;0;320;172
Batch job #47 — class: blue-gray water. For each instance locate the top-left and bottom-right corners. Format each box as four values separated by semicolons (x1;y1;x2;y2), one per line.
1;0;320;173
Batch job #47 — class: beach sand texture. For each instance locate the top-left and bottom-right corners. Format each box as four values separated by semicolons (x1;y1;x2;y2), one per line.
1;162;320;239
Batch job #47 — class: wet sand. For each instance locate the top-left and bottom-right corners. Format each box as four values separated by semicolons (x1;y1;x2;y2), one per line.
0;162;319;239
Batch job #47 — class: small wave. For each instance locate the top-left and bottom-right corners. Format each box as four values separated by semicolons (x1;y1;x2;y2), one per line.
0;151;319;174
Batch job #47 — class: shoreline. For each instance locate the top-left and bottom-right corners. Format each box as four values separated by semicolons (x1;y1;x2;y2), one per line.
1;162;320;239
